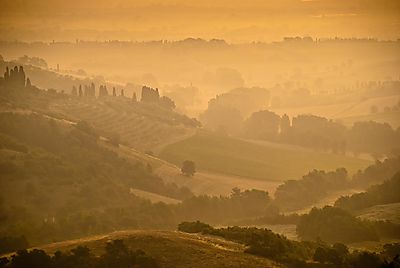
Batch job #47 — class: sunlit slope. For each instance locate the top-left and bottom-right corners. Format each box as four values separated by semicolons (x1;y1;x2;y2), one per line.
34;230;283;268
357;203;400;224
160;130;371;181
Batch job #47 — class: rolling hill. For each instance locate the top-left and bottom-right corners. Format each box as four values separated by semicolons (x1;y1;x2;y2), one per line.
159;130;371;182
24;230;283;268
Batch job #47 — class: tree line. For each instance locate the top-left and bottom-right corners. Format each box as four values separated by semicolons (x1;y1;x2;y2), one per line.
0;239;157;268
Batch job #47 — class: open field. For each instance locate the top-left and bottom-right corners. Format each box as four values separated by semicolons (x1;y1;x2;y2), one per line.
15;230;283;268
111;142;281;196
159;130;371;182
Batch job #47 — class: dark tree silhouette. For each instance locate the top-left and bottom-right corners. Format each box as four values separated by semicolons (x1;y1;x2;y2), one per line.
280;114;290;134
181;160;196;176
244;110;280;140
71;85;77;96
141;86;160;102
25;78;31;88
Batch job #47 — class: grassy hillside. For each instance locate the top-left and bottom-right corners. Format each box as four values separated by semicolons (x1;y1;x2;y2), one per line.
357;203;400;224
29;230;282;268
160;130;371;181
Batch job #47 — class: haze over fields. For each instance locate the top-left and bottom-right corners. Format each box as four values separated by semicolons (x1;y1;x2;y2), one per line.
0;1;400;267
1;0;400;42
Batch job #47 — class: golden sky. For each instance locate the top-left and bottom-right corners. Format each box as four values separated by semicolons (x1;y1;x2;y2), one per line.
1;0;399;42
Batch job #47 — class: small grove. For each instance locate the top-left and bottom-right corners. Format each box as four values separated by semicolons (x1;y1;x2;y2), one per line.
178;221;400;268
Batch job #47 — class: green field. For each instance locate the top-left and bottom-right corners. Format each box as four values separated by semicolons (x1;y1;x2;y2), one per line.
159;130;371;181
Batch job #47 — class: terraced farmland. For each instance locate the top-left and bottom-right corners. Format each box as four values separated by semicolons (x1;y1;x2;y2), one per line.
50;97;198;151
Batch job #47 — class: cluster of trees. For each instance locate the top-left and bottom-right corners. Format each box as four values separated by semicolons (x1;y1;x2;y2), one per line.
346;121;399;158
282;114;400;157
273;156;400;212
280;114;347;154
274;168;349;211
312;243;400;268
71;84;128;99
200;87;270;135
1;66;30;88
178;222;313;264
244;110;281;140
351;156;400;188
70;84;176;110
335;172;400;211
141;86;175;110
296;206;379;243
175;188;275;224
202;101;400;156
178;222;400;268
0;240;157;268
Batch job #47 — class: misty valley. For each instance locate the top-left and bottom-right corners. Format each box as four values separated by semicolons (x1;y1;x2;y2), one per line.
1;1;400;266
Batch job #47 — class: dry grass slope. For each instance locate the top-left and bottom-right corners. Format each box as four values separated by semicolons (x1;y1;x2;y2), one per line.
33;230;284;268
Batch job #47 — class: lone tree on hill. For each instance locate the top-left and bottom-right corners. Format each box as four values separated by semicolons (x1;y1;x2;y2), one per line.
181;160;196;176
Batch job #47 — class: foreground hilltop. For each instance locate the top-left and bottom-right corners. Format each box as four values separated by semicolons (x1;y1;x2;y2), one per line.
28;230;282;268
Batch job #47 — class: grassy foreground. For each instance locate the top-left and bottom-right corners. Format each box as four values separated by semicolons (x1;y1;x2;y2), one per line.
160;130;371;181
30;230;281;268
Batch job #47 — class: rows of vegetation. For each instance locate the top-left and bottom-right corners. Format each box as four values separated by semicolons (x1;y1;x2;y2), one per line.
178;221;400;268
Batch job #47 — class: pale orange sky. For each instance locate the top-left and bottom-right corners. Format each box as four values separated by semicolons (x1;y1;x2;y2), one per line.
0;0;399;42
